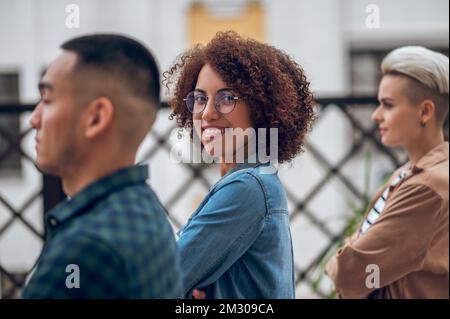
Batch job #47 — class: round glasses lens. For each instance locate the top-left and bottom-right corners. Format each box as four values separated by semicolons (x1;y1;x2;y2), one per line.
216;91;236;114
185;92;194;112
185;92;207;113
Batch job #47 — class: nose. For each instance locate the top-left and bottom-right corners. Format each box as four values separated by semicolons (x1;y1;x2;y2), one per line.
371;105;383;124
29;102;42;129
201;97;220;122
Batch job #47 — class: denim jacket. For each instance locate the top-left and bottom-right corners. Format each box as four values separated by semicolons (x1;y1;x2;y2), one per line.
177;162;295;298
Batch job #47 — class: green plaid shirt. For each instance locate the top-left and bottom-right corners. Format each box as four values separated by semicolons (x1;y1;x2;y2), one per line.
22;165;183;299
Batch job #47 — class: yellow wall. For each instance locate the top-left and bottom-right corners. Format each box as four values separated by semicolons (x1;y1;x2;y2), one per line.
188;2;265;45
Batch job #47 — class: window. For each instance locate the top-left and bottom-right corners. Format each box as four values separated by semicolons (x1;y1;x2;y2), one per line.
188;1;265;45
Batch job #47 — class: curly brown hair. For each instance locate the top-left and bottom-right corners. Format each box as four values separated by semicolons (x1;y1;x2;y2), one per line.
163;31;316;163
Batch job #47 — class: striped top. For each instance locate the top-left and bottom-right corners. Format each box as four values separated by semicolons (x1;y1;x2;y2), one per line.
359;170;408;236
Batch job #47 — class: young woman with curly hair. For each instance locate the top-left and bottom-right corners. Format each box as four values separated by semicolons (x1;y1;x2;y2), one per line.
163;31;315;298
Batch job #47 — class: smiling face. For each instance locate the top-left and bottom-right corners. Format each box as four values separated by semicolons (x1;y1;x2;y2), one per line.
372;74;424;149
192;64;253;160
29;51;85;176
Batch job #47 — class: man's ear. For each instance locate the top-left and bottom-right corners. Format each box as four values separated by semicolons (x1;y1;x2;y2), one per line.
84;97;115;139
420;100;436;125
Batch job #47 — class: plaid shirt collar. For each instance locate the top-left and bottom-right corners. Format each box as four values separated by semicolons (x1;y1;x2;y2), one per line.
45;165;149;235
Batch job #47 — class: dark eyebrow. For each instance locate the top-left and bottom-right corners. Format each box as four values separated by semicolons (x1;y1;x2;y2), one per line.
38;81;54;93
194;88;206;94
217;88;234;94
194;87;234;94
380;97;394;104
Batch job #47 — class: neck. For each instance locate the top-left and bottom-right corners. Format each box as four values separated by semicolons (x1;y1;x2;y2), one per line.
62;151;136;197
404;129;444;166
220;145;257;176
220;162;238;176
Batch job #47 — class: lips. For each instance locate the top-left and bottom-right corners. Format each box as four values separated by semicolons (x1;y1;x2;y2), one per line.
379;128;388;135
34;134;41;151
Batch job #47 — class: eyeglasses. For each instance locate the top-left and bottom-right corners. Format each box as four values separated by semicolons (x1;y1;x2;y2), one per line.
184;90;239;114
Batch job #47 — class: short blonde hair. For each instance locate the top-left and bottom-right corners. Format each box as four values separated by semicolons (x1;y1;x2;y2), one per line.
382;46;449;123
382;46;448;94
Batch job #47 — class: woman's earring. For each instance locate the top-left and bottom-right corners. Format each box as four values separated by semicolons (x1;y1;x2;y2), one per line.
420;120;426;127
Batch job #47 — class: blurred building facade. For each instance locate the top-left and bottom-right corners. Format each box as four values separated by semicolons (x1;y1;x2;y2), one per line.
0;0;448;298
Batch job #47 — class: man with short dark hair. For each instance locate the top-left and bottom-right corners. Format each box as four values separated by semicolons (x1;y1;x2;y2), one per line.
22;34;183;298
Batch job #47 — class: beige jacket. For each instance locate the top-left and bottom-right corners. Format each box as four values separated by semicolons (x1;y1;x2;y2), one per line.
326;142;449;299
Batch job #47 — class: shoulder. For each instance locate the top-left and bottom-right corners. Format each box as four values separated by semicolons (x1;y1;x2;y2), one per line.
93;183;172;234
102;182;167;216
212;164;288;213
64;186;177;259
417;159;449;201
402;159;449;205
214;165;271;195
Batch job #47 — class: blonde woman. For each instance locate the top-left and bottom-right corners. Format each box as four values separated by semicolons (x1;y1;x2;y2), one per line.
326;46;449;299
